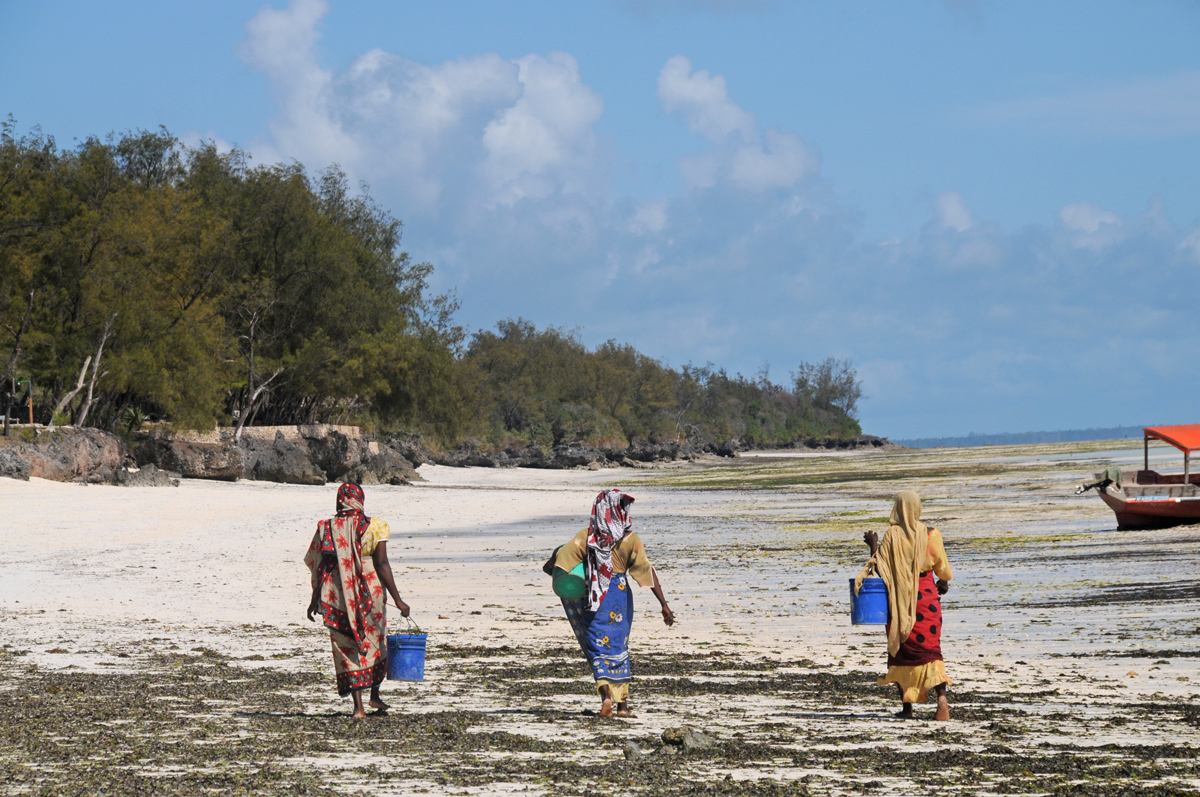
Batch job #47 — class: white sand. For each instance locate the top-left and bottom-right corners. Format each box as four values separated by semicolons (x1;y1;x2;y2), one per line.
2;442;1199;791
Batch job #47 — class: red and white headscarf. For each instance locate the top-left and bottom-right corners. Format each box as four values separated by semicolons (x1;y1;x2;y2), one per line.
585;488;635;611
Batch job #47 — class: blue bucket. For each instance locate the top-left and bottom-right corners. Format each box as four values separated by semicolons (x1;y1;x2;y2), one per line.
386;633;428;681
849;577;887;625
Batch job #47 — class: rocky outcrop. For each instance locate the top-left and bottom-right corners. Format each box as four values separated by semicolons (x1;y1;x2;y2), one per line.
383;434;428;467
115;464;180;487
134;432;245;481
0;447;31;480
0;428;128;483
241;432;326;485
345;446;418;485
129;425;420;486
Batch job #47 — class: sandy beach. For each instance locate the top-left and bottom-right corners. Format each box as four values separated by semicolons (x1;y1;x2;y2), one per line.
1;441;1198;795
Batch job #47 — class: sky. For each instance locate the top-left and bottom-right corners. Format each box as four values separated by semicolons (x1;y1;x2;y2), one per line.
3;0;1200;439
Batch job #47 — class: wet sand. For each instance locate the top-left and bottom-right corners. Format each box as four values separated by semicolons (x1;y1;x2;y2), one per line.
1;440;1198;795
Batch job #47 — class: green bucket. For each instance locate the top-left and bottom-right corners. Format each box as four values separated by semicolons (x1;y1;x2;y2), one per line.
552;562;587;600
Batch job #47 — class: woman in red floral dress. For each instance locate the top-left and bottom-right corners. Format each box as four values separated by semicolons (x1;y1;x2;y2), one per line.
305;483;410;718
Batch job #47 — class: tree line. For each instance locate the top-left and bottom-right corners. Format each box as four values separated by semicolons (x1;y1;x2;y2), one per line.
0;121;863;450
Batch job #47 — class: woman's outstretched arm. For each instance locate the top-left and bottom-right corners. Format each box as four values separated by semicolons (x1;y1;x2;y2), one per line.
650;567;675;626
372;542;411;617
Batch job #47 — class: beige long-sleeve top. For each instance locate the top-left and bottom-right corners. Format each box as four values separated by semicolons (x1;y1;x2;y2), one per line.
554;528;656;587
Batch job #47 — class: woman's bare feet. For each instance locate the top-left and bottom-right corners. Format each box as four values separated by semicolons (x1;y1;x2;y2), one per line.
615;702;635;718
600;698;613;717
935;695;950;721
369;687;389;711
351;692;367;719
895;703;914;719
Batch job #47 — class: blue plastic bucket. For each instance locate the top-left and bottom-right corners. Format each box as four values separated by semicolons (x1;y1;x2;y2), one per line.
386;633;428;681
849;577;887;625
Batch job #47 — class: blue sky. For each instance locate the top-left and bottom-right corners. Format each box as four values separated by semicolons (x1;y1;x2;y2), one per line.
4;0;1199;438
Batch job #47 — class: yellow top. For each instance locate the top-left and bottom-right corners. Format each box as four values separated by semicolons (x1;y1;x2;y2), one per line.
554;528;655;587
920;528;952;580
360;518;391;556
855;491;953;656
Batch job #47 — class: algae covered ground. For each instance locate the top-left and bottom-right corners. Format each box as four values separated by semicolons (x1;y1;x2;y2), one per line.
0;440;1197;795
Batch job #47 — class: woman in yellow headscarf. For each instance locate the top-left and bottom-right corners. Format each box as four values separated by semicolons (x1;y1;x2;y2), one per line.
856;490;953;720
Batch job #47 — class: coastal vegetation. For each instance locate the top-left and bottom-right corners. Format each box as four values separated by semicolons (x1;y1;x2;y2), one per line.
0;122;863;451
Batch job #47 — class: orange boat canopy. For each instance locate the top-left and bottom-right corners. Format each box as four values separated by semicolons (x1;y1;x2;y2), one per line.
1144;425;1200;453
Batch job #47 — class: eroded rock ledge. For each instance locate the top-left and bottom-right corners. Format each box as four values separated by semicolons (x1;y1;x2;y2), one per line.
0;425;419;486
0;427;892;484
133;425;419;485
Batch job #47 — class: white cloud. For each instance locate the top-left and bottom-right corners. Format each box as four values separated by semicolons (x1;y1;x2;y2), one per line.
238;0;356;168
1177;230;1200;263
629;201;669;234
659;56;818;192
236;3;1200;440
481;53;604;205
728;128;818;191
239;0;604;209
935;191;974;232
657;55;756;142
1059;202;1119;234
1059;202;1123;251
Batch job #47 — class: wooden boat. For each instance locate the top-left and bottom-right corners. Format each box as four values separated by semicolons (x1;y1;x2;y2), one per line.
1079;425;1200;529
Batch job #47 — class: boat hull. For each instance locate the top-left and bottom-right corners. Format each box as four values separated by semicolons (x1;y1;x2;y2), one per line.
1099;489;1200;529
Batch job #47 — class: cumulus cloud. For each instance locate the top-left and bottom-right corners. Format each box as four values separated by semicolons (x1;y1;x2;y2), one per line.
1059;202;1123;251
629;201;669;235
657;55;756;142
935;191;974;232
239;0;605;209
1179;229;1200;262
238;0;355;168
1059;202;1119;234
481;53;604;205
237;3;1200;438
658;56;819;192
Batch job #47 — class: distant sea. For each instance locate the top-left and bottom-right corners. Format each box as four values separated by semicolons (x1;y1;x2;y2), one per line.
894;426;1145;449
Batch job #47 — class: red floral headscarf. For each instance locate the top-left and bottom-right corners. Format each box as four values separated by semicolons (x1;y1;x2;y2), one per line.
585;489;635;611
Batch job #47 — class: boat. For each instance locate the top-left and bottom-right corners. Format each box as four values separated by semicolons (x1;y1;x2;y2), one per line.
1078;424;1200;529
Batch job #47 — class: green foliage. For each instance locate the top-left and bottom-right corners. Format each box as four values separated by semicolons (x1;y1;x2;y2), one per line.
0;122;460;432
457;320;862;450
0;120;862;446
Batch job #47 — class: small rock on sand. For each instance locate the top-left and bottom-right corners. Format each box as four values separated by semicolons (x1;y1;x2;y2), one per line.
662;726;714;751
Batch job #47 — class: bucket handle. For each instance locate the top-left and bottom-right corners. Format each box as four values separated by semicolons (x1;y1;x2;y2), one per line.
398;615;422;636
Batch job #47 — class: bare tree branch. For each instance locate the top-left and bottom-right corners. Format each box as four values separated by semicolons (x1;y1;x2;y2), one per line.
48;355;92;429
75;313;117;427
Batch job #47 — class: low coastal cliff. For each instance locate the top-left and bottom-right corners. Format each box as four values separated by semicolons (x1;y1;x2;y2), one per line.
0;426;891;485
